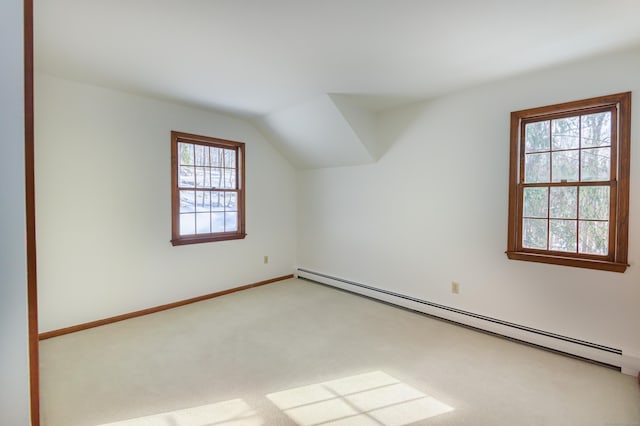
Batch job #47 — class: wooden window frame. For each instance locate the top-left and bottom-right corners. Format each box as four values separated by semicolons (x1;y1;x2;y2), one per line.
507;92;631;273
171;131;246;246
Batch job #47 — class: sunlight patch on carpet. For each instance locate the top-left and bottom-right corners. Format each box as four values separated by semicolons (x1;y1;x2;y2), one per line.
266;371;453;425
95;398;261;426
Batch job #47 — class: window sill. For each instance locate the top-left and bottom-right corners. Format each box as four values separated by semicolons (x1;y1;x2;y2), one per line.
506;251;628;273
171;233;247;246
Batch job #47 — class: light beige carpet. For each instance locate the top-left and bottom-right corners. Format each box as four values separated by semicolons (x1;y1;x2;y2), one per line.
40;278;640;425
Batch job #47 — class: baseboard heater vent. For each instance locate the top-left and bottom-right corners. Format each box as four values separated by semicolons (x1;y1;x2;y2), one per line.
297;268;622;369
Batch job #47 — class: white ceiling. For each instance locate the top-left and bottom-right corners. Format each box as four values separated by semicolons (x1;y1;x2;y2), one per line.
35;0;640;168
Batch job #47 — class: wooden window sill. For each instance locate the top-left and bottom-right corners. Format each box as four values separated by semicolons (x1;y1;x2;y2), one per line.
171;233;247;246
506;251;628;273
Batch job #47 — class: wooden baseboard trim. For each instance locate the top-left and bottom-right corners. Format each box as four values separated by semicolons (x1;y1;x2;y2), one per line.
39;274;294;340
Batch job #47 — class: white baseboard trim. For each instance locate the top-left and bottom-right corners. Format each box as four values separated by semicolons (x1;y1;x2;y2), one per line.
297;268;627;373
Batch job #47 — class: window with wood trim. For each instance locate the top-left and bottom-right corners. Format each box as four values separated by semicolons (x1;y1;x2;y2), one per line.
507;92;631;272
171;131;246;246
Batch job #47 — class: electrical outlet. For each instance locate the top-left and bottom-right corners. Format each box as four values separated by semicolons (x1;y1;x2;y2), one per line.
451;281;460;294
264;255;269;264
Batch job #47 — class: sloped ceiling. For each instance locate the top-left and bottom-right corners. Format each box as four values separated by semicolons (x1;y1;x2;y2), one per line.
35;0;640;168
255;94;385;169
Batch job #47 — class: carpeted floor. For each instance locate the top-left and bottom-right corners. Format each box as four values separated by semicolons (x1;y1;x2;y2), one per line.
40;278;640;425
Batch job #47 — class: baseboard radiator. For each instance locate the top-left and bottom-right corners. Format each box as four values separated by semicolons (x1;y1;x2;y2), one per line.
297;268;625;370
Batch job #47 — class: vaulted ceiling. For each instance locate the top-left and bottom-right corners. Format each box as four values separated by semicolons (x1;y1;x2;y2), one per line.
35;0;640;168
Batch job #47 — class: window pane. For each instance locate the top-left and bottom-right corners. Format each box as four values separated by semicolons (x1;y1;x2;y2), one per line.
195;145;209;166
551;150;579;182
178;143;194;166
212;212;225;233
211;192;224;211
549;186;576;219
579;186;609;220
581;148;610;181
209;168;221;189
223;169;237;189
523;187;548;218
225;192;238;211
225;212;238;232
524;153;550;183
205;168;212;188
549;219;577;252
552;117;579;150
180;213;195;235
195;212;211;234
579;221;609;255
178;166;195;188
195;167;212;188
195;191;210;212
179;190;195;213
522;218;547;249
525;121;550;153
581;112;611;148
210;147;223;167
224;149;237;168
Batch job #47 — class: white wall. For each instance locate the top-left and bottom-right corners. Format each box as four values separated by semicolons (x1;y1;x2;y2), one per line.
35;74;297;332
0;0;31;424
298;47;640;369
